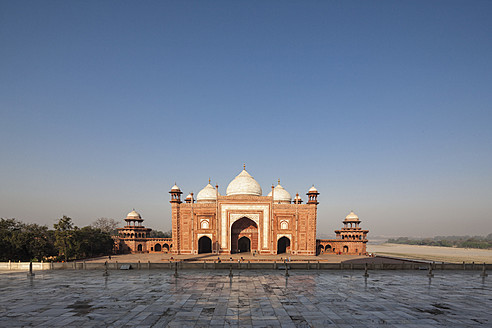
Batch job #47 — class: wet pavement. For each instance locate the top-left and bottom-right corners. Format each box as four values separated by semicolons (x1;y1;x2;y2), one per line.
0;270;490;327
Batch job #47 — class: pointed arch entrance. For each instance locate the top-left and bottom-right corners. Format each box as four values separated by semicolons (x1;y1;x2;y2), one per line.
231;217;258;254
198;236;212;254
277;236;290;254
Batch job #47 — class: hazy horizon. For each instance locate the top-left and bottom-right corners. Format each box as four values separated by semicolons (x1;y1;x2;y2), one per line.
1;1;491;237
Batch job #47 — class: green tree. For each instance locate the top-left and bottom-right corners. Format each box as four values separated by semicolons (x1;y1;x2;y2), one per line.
54;216;76;261
0;218;20;261
74;227;114;258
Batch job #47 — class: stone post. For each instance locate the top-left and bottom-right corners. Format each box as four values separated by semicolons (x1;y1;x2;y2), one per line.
480;262;488;278
427;264;434;278
27;261;35;277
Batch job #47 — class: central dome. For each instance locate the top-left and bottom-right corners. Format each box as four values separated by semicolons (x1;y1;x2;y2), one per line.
226;169;262;196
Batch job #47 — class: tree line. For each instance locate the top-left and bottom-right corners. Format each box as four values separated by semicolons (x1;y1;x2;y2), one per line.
0;216;119;262
387;234;492;249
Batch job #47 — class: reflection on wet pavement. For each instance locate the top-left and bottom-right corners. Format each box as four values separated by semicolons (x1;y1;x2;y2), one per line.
0;270;490;327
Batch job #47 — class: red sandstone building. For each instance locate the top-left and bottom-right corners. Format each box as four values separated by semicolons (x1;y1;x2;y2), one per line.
115;167;369;255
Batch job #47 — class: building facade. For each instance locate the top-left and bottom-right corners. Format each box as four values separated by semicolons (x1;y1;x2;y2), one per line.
115;167;369;256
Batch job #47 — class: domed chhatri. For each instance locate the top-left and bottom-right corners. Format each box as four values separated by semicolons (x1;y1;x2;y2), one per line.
197;183;220;202
226;169;262;196
125;209;143;222
267;180;292;204
308;185;318;193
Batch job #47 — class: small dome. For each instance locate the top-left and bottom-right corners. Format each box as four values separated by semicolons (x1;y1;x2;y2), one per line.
308;185;318;193
294;194;302;201
126;210;142;221
127;210;141;218
345;211;359;220
197;183;220;202
171;184;181;192
267;183;291;203
226;169;262;196
185;193;193;200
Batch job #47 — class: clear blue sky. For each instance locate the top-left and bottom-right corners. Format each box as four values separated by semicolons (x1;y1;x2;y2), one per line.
1;1;491;237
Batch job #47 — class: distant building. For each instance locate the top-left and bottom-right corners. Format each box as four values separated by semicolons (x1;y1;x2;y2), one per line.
115;210;172;254
317;211;369;255
115;166;369;255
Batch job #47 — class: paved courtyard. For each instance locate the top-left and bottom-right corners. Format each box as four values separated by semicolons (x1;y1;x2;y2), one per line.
0;270;490;327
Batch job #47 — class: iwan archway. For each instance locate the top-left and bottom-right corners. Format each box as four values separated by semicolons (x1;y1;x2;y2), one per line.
231;217;258;254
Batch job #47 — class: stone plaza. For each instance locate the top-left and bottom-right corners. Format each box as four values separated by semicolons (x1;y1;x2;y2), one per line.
0;269;490;327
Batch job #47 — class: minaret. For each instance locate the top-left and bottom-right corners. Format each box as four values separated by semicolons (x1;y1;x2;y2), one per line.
169;183;182;203
306;185;319;205
169;183;182;254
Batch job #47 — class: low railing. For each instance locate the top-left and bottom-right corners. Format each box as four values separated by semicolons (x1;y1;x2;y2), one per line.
1;260;490;271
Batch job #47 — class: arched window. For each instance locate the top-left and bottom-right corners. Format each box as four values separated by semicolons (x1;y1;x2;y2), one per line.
200;220;209;229
280;221;288;230
163;244;170;253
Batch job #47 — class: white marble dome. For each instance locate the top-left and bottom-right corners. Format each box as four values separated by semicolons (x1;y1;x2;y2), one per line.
345;211;359;220
127;210;141;218
197;183;220;202
308;185;318;193
267;183;292;203
171;184;181;191
226;169;262;196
